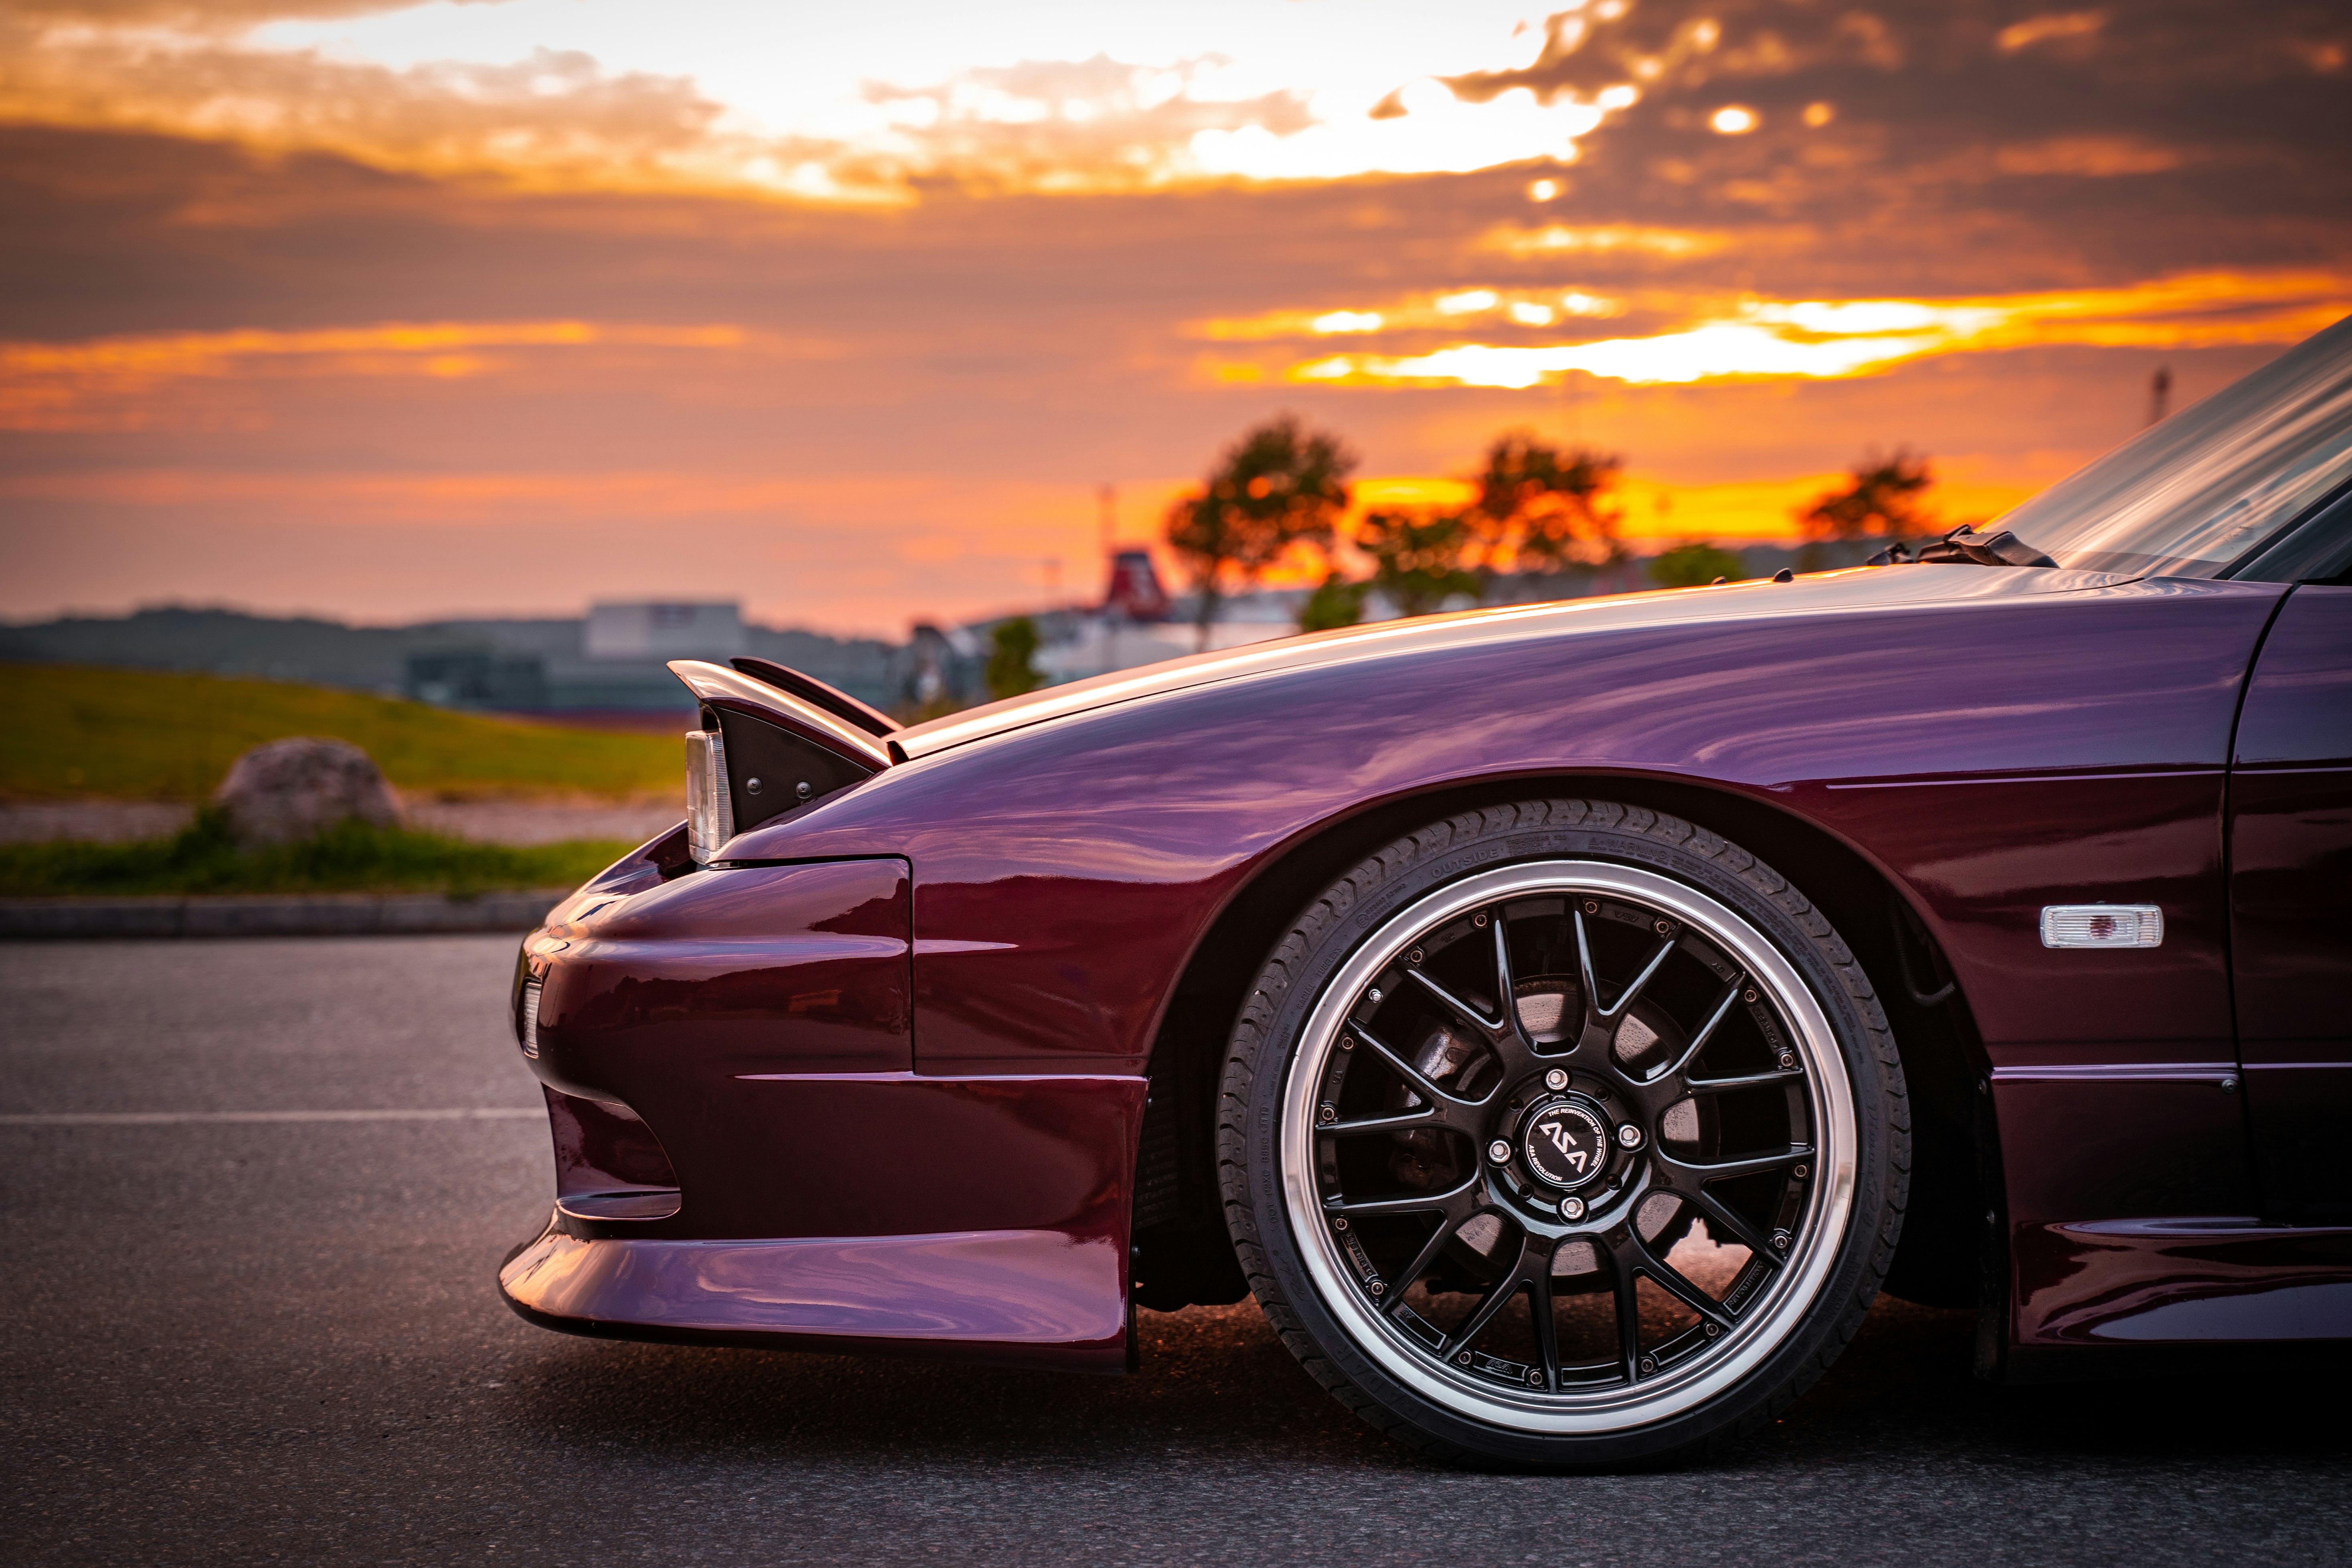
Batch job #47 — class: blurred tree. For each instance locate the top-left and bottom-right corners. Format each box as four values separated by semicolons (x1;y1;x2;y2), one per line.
1799;448;1937;540
983;617;1042;701
1296;571;1367;632
1165;415;1356;649
1467;433;1624;581
1647;541;1745;588
1357;510;1482;619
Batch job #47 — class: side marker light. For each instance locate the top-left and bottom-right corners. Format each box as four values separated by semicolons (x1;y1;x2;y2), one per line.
518;974;544;1060
2040;904;2163;949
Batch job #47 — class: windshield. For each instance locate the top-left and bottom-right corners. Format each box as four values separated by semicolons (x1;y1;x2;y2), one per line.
1988;312;2352;578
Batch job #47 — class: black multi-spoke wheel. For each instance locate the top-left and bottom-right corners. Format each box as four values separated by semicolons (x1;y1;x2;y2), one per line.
1221;801;1906;1469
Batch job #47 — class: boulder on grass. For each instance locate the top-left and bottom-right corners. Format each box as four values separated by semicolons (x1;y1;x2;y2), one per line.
212;737;404;848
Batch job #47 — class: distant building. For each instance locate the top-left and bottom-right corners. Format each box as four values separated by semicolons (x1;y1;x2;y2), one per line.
582;602;747;661
1102;550;1170;622
901;623;983;709
402;648;548;710
399;601;899;716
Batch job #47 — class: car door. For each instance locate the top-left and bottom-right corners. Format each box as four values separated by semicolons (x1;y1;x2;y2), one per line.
2233;582;2352;1220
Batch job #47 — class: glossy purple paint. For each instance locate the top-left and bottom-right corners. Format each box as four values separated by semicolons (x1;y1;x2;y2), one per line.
2231;584;2352;1220
749;573;2279;1157
502;562;2348;1365
2012;1218;2352;1343
542;1086;681;1222
500;1223;1128;1371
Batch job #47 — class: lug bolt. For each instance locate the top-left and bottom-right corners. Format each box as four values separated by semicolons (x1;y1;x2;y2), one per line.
1778;1051;1797;1070
1544;1068;1569;1091
1488;1139;1513;1164
1743;987;1758;1004
1457;1351;1473;1366
1638;1355;1657;1376
1793;1164;1809;1180
1703;1322;1721;1338
1339;1036;1354;1051
1617;1124;1644;1149
1584;900;1600;915
1331;1216;1349;1231
1369;1281;1386;1296
1772;1229;1792;1250
1367;987;1383;1004
1560;1196;1586;1220
1318;1103;1337;1124
1409;947;1424;965
1527;1368;1545;1388
1473;912;1489;928
1655;918;1674;936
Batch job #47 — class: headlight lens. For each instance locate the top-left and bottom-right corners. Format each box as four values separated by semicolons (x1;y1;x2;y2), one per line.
684;727;736;864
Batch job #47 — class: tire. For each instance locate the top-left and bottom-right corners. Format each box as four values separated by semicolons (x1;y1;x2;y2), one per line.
1217;799;1907;1470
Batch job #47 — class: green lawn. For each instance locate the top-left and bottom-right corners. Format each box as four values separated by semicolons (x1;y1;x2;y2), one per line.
0;813;629;897
0;663;680;800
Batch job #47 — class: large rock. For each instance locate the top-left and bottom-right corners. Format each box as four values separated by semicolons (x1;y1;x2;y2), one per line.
212;738;404;848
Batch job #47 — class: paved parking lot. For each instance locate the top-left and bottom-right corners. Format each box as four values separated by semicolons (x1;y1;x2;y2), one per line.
4;935;2348;1565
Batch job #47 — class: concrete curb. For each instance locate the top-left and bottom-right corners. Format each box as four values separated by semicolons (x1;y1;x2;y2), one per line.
0;888;568;939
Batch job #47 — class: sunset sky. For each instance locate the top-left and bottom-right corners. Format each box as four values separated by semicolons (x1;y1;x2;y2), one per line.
2;0;2347;635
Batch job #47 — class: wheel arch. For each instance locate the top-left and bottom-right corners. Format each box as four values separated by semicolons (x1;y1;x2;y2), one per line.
1131;770;2001;1319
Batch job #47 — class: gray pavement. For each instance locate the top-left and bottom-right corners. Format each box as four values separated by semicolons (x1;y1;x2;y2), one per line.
2;936;2347;1566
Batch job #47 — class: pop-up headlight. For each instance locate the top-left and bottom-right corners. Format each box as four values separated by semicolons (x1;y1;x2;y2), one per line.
684;726;736;864
668;661;894;866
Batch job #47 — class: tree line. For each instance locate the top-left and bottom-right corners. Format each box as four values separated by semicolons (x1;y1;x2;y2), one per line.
983;418;1948;699
1162;414;1945;642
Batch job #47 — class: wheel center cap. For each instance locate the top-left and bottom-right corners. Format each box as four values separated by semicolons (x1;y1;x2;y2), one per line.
1521;1095;1611;1190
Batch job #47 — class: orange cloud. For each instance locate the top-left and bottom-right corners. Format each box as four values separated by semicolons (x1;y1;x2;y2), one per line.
0;15;1624;201
0;24;831;200
1996;12;2109;53
0;320;811;431
1272;271;2352;389
1994;136;2182;177
1199;288;1624;342
1478;223;1739;260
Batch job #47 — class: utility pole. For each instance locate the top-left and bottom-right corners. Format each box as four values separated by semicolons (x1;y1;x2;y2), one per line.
2149;365;2172;426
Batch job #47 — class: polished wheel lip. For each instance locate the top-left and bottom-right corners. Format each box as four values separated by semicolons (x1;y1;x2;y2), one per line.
1279;860;1858;1436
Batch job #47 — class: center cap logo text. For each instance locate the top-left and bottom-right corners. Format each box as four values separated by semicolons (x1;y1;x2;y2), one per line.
1522;1097;1609;1190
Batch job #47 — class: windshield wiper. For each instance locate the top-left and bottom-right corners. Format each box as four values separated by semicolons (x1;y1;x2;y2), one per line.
1889;524;2059;569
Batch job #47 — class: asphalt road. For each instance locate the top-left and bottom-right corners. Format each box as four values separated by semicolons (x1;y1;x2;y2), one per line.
4;935;2348;1566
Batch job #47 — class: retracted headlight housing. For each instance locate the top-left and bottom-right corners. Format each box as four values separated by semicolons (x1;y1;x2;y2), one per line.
668;660;894;865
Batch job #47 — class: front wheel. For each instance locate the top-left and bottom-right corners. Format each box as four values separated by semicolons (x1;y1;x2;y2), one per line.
1219;800;1907;1469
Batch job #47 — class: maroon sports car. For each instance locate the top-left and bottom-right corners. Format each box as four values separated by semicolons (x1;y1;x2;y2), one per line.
501;316;2352;1468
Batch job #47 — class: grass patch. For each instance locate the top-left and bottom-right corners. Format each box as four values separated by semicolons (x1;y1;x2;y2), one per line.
0;812;629;897
1;663;682;801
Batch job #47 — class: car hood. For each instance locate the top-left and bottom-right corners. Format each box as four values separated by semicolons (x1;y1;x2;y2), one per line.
892;562;2139;761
